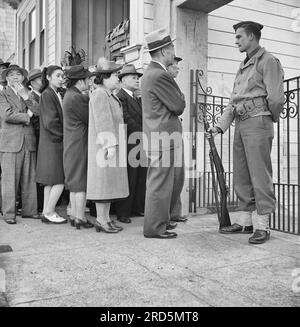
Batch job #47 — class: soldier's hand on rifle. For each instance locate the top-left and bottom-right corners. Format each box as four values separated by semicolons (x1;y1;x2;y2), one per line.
205;127;220;139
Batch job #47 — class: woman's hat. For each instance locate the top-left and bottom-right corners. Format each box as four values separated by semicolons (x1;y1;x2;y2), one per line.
96;59;123;74
27;69;42;84
65;65;92;80
145;27;176;52
1;64;28;81
0;59;10;68
118;64;143;80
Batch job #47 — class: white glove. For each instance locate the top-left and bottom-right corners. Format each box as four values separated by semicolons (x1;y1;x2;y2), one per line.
105;146;116;160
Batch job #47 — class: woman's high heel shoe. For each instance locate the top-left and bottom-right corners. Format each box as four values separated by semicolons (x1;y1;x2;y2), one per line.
94;221;119;233
108;221;123;231
69;216;75;227
74;218;94;230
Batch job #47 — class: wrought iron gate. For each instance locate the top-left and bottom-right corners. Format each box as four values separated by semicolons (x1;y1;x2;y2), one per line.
189;69;300;236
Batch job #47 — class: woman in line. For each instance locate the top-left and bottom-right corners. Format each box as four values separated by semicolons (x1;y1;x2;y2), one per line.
87;59;128;233
63;65;94;229
36;66;67;224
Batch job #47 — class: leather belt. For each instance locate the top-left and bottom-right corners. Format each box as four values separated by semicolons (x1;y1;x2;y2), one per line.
233;97;269;122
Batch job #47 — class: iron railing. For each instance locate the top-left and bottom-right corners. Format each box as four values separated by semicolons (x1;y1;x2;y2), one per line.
190;70;300;235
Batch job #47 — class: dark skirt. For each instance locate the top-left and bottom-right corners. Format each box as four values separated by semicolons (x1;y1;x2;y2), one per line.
36;141;65;186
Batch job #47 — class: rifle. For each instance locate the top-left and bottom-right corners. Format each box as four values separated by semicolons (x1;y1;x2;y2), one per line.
204;117;231;229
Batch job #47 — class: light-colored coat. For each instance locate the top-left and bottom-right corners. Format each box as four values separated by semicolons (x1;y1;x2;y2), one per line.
86;87;129;201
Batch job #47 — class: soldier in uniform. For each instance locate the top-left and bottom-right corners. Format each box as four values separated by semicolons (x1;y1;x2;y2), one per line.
208;21;285;244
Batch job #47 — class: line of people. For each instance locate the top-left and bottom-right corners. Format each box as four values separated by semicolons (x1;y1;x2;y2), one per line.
0;50;187;236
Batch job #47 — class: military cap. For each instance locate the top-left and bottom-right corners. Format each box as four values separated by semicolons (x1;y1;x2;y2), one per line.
233;21;264;32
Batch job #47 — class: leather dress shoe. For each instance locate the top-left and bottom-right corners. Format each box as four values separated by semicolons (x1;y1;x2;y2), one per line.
5;218;17;225
219;223;253;234
22;214;41;219
171;216;188;223
166;222;177;230
249;230;270;244
41;214;67;224
117;216;132;224
144;231;178;239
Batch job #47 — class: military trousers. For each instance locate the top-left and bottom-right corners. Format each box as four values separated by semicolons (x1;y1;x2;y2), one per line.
233;115;276;215
143;145;185;237
0;143;37;219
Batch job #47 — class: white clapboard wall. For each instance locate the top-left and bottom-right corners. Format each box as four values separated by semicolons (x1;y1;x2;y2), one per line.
207;0;300;97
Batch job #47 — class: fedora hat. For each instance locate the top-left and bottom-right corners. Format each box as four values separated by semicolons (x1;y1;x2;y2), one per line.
118;64;143;80
0;59;10;68
145;27;175;52
65;65;92;80
1;64;28;81
96;59;123;74
27;68;42;84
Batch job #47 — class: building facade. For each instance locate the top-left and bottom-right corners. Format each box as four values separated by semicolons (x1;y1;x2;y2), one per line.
0;0;16;62
11;0;300;215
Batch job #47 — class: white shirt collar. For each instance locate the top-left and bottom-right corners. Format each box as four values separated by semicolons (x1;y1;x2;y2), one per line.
122;88;134;97
152;60;167;71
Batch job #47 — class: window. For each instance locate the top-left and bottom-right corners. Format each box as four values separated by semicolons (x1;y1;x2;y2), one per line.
40;0;46;65
22;20;26;68
29;8;36;70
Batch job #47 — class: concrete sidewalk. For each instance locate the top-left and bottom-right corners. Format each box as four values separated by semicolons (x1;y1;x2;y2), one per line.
0;209;299;307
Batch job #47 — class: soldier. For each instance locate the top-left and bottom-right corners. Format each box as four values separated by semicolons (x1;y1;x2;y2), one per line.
208;21;285;244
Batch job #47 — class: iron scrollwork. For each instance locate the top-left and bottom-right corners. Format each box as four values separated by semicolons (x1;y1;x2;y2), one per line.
281;90;298;119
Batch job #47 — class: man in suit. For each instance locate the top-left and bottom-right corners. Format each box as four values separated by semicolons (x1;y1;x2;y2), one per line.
26;68;43;213
0;59;10;214
0;65;39;224
114;64;147;224
167;56;189;224
209;21;285;244
141;27;186;239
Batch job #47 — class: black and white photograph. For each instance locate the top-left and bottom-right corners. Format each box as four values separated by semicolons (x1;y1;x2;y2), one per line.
0;0;299;310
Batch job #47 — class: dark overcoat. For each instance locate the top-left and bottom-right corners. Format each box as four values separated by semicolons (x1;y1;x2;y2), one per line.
141;61;185;153
36;87;64;185
63;87;89;192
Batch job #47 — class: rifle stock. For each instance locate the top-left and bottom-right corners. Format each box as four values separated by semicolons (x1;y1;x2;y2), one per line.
204;119;231;228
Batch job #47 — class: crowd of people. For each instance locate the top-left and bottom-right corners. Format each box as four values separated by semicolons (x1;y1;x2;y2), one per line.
0;29;187;236
0;21;285;244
